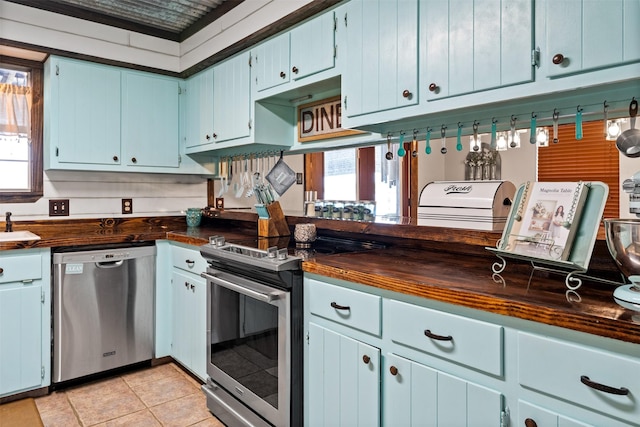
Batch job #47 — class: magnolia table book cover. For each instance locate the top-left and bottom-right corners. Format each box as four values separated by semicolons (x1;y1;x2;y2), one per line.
504;181;588;261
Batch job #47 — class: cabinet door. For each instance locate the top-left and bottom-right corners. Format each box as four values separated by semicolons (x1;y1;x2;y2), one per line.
384;353;503;426
171;271;190;368
254;33;291;92
0;284;42;396
344;0;418;117
171;270;207;381
122;72;179;168
307;322;380;427
53;58;121;165
290;11;336;80
213;52;251;142
545;0;640;77
423;0;533;100
184;69;214;149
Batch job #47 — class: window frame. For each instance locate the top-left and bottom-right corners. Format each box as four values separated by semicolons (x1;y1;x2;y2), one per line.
0;56;43;203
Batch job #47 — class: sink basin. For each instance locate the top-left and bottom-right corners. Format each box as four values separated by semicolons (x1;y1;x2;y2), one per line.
0;231;41;242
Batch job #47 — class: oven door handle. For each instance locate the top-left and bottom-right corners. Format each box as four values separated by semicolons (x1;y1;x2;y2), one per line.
201;272;283;303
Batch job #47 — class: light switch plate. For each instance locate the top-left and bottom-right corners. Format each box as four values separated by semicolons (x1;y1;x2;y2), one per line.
49;199;69;216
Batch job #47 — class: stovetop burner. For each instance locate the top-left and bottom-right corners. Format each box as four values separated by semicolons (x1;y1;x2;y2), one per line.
200;235;385;271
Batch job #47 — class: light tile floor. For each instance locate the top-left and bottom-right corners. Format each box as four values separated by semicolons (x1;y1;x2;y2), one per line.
35;363;224;427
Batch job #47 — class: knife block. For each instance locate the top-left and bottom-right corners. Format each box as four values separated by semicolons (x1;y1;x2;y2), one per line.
257;201;290;238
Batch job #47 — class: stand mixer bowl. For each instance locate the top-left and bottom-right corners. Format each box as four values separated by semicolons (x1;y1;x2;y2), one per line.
603;219;640;313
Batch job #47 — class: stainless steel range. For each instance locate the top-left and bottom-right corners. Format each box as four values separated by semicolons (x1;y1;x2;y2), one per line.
200;236;303;427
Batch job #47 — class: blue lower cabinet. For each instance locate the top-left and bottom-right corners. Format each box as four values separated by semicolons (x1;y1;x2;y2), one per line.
171;269;206;382
0;249;51;398
384;353;503;426
307;322;380;427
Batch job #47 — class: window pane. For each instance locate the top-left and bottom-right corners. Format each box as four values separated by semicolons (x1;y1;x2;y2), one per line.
0;161;29;190
0;135;29;160
374;144;401;217
324;147;357;200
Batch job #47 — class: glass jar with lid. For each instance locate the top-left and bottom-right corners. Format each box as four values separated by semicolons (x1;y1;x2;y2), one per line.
322;201;334;219
332;200;344;219
342;202;354;220
362;200;376;222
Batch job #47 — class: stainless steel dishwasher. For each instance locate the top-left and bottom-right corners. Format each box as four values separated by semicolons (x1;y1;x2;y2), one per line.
52;243;156;384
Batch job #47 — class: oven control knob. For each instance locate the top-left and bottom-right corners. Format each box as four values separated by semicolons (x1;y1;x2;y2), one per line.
277;248;288;260
267;247;278;258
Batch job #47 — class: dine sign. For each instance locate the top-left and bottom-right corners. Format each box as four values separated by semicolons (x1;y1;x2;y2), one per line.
297;95;362;142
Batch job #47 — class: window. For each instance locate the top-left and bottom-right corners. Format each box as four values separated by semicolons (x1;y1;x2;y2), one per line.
0;58;43;202
305;143;411;219
537;120;619;239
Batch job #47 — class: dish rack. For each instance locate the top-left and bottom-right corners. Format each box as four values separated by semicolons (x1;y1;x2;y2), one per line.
486;181;614;290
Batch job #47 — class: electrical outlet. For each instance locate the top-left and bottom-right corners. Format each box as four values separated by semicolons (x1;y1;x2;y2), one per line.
122;198;133;214
296;173;303;184
49;199;69;216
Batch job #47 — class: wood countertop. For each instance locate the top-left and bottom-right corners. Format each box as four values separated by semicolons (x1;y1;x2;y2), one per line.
1;214;638;345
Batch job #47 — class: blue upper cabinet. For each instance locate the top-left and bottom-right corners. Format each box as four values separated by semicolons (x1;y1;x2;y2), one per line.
423;0;533;100
121;71;180;168
46;57;121;166
544;0;640;77
253;32;291;92
45;56;214;174
184;68;214;150
213;52;252;143
290;11;336;81
343;0;419;118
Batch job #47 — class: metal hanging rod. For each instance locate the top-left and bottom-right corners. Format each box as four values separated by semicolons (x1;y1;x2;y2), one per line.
384;97;637;140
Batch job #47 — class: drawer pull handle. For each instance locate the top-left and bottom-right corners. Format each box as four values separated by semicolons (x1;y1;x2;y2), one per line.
580;375;629;395
362;355;370;364
330;302;350;311
524;418;537;427
389;365;398;376
185;259;195;265
424;329;453;341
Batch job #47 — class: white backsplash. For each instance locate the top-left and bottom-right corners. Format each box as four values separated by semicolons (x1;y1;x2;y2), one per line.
1;170;208;221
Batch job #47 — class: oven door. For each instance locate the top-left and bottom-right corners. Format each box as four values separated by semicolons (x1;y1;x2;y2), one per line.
202;269;290;427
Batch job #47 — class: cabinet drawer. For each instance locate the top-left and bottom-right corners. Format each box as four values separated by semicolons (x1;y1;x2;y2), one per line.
307;278;381;336
518;332;640;425
385;299;503;376
171;245;207;274
0;253;42;284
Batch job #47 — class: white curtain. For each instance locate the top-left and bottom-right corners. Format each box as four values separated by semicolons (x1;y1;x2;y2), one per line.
0;83;32;139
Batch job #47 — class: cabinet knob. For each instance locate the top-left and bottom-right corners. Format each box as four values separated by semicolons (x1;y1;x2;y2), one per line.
428;83;438;92
0;267;3;274
292;66;299;74
552;53;565;65
389;366;398;376
280;71;286;78
131;157;137;164
524;418;537;427
206;134;211;140
113;155;119;162
402;89;411;98
362;355;370;364
184;282;189;289
213;133;217;139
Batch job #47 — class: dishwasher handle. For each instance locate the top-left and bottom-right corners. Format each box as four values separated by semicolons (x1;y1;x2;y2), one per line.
201;272;284;303
96;260;125;268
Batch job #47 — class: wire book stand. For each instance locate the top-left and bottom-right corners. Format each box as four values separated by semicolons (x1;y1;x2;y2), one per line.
486;182;613;290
